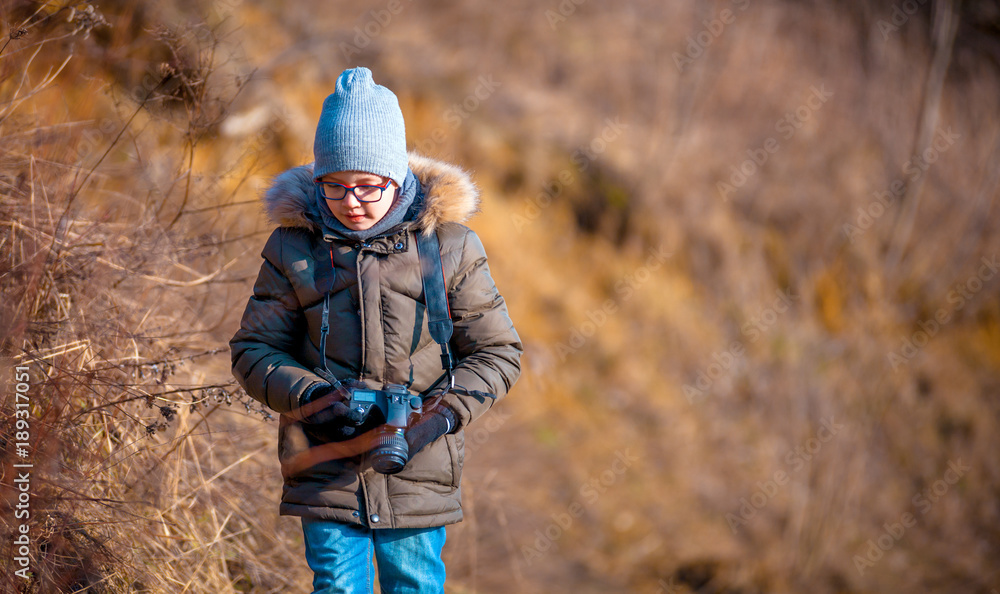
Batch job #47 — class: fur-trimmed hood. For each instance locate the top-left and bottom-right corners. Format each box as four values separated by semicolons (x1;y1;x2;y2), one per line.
263;152;480;236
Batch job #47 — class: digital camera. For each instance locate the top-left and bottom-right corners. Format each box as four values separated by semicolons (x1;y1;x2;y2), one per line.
347;384;423;474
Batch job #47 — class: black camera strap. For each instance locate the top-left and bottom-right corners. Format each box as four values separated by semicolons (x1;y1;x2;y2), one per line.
415;230;455;389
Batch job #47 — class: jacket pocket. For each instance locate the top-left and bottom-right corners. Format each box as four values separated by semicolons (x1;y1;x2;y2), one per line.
446;431;464;489
393;436;455;489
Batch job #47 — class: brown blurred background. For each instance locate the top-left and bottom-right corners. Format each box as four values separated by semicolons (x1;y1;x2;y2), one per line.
1;0;999;592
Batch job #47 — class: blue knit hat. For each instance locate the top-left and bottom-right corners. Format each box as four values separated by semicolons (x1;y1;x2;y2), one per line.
313;67;408;186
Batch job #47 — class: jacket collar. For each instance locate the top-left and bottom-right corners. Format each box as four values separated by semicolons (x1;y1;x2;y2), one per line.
262;152;480;237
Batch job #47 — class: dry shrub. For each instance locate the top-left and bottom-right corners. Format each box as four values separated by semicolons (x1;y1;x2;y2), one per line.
0;3;307;592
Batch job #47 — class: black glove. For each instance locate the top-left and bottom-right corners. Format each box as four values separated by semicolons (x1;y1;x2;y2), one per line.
404;406;457;458
299;381;366;427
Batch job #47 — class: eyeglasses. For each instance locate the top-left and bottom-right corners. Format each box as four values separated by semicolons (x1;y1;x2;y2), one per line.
314;178;394;203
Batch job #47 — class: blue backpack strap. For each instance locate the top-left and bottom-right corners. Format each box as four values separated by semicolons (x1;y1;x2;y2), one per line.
415;230;455;388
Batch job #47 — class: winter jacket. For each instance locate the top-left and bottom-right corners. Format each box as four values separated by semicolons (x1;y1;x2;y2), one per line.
229;153;522;529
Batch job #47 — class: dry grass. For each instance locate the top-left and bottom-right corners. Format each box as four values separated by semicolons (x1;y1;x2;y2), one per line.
1;0;999;593
1;2;307;591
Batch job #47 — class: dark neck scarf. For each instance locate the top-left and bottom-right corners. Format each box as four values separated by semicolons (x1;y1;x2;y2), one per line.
317;168;420;241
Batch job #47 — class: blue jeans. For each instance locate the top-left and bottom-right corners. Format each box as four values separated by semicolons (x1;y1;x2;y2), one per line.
301;517;446;594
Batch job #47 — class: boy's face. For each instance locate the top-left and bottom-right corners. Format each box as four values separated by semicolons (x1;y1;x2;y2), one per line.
319;170;397;231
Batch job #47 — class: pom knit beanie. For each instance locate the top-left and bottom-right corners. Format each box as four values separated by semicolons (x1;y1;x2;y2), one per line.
313;67;408;187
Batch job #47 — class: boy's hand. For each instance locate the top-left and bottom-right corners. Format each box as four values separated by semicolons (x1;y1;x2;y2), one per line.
299;381;366;426
404;406;457;458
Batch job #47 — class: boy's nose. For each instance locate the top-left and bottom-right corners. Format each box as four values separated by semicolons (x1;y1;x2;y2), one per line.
339;194;362;208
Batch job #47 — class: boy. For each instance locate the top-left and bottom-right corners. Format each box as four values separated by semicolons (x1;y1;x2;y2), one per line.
230;67;521;593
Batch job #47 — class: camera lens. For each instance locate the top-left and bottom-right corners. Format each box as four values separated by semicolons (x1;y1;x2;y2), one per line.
370;426;408;474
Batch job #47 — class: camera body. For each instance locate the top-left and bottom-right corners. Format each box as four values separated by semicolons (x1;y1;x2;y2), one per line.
347;383;423;474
